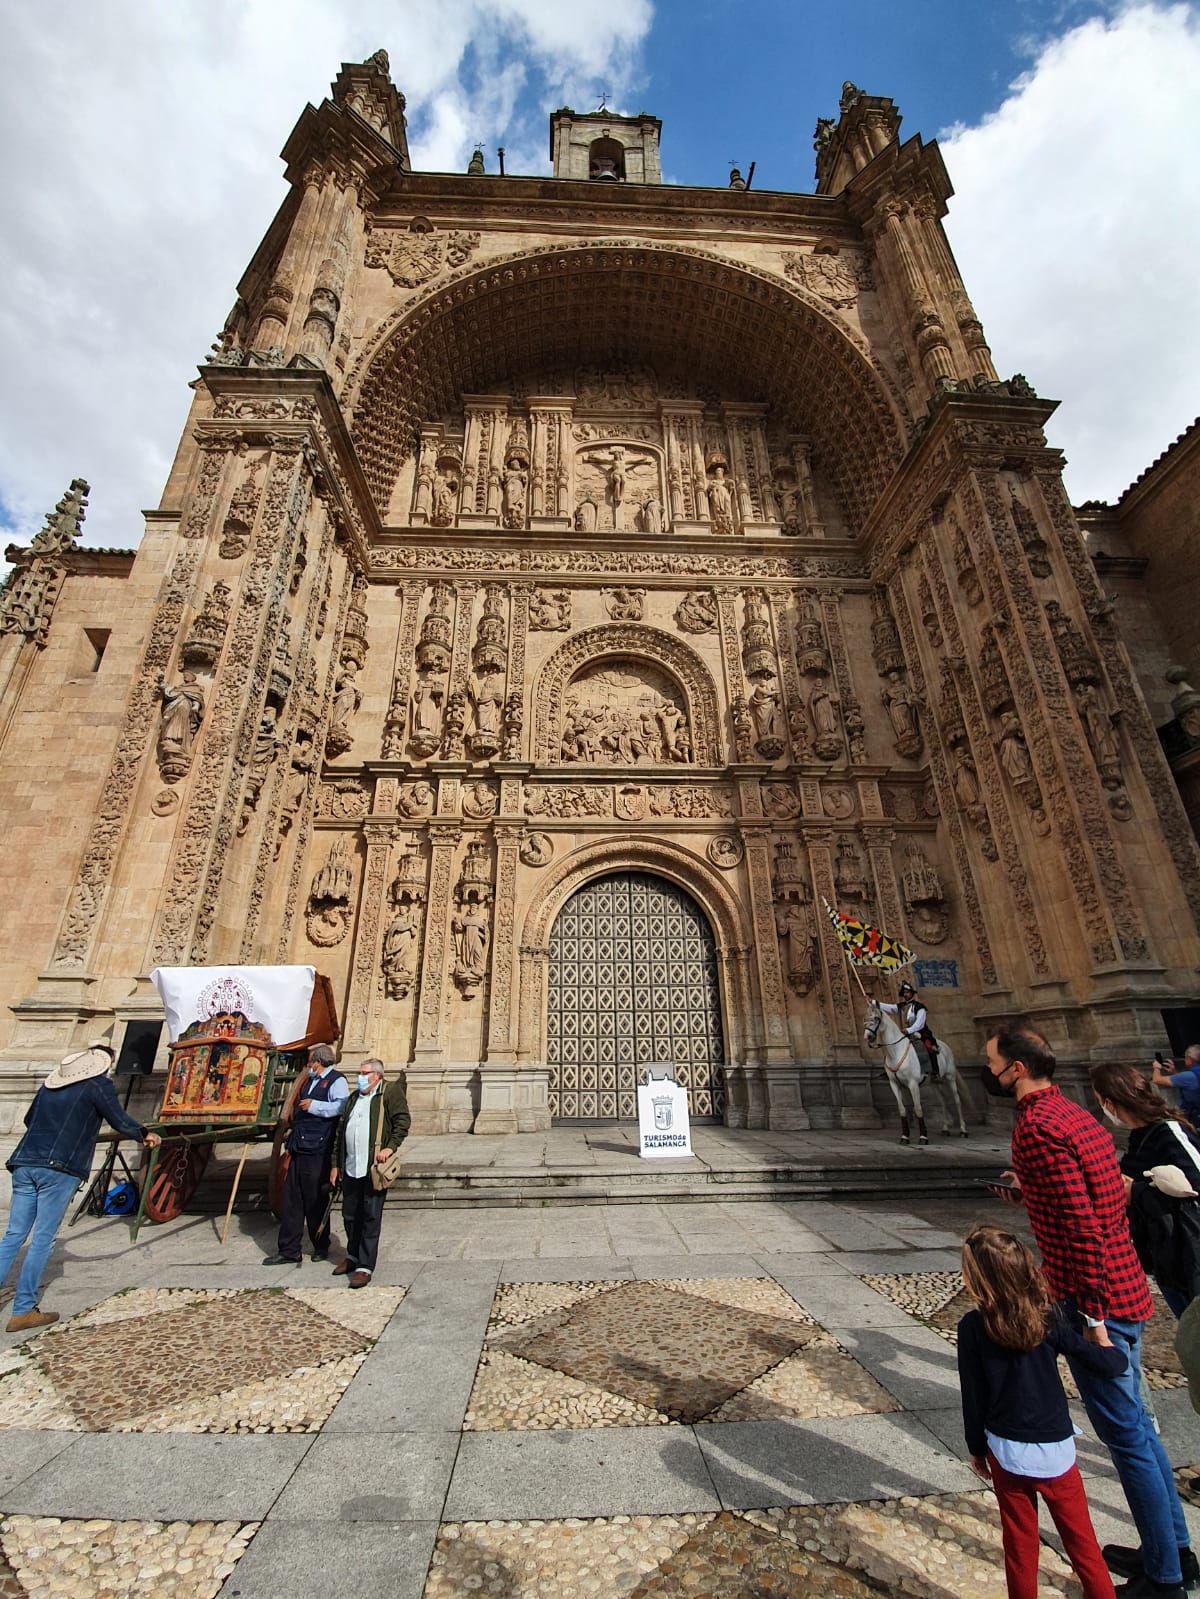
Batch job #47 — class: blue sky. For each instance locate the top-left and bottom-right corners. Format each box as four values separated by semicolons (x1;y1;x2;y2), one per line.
0;0;1197;550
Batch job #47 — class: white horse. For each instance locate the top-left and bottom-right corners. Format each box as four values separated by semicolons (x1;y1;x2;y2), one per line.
862;997;969;1144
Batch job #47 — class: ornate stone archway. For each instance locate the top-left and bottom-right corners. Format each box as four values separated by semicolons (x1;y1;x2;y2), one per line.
516;837;760;1096
349;240;907;534
534;625;722;767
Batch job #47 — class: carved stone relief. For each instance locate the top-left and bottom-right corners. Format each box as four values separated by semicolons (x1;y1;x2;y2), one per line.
708;835;744;869
461;779;498;820
575;444;659;532
306;833;355;947
529;588;571;630
674;589;718;634
364;218;480;289
648;785;734;819
519;831;553;867
604;586;645;622
524;783;606;818
397;780;435;818
324;665;361;759
316;779;370;819
762;780;800;820
772;840;819;996
900;839;950;945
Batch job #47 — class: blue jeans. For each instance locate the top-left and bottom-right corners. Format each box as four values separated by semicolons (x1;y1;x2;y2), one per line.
0;1167;80;1314
1066;1315;1189;1586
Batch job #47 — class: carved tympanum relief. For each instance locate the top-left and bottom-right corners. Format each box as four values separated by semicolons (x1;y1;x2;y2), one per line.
559;662;693;766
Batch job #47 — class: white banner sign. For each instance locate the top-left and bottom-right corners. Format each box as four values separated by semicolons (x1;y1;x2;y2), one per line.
149;965;316;1046
637;1066;693;1159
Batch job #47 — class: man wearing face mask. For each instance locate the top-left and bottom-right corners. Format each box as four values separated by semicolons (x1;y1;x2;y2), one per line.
263;1044;348;1268
328;1057;410;1288
983;1025;1194;1599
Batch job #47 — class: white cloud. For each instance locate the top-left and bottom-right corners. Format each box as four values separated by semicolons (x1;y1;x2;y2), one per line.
941;2;1200;502
0;0;650;549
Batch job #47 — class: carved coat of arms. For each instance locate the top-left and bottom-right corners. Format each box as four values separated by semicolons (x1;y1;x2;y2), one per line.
781;250;869;310
366;225;481;290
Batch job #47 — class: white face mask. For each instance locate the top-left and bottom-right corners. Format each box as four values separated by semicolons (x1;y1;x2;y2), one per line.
1100;1103;1123;1127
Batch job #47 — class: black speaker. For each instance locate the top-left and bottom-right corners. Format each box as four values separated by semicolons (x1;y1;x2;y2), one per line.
115;1019;163;1076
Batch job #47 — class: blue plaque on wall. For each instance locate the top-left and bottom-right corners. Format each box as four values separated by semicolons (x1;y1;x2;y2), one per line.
914;959;959;988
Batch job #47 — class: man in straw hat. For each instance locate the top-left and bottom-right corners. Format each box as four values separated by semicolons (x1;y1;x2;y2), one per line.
0;1040;161;1333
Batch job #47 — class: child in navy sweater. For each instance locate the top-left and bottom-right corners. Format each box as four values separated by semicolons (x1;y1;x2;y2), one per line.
958;1224;1126;1599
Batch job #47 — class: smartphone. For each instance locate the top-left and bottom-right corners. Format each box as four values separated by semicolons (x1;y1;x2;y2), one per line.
1154;1052;1168;1066
975;1178;1019;1192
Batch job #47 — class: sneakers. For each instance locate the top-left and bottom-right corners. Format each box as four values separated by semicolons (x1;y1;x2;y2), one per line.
5;1308;59;1333
1104;1545;1200;1588
261;1253;301;1267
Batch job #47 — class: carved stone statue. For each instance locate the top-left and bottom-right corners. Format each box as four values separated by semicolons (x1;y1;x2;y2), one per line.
731;692;754;761
430;471;459;527
468;669;504;757
441;688;467;759
995;710;1034;787
748;678;785;760
881;670;923;757
1074;680;1121;787
707;467;734;533
157;672;206;782
641;495;664;534
575;499;597;532
952;745;987;826
501;690;524;760
502;453;527;529
238;705;282;834
808;678;841;760
381;902;422;999
452;902;490;992
325;666;361;758
776;902;818;995
409;679;444;757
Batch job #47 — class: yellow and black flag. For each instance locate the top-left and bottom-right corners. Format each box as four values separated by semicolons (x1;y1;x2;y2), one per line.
822;900;915;972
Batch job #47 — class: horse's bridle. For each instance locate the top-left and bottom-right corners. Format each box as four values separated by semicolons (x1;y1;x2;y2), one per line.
864;1006;918;1076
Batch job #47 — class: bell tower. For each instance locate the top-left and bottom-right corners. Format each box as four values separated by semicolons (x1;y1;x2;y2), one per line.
549;106;663;183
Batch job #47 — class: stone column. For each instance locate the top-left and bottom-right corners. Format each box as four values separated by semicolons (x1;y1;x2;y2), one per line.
409;820;461;1132
343;820;395;1058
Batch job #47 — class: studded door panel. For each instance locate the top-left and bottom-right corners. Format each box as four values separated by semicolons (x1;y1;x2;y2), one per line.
547;872;725;1120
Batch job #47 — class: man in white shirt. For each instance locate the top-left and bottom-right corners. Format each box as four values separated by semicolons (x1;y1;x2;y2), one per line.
329;1057;411;1288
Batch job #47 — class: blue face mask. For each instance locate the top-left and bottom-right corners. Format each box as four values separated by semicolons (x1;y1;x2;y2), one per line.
356;1073;372;1093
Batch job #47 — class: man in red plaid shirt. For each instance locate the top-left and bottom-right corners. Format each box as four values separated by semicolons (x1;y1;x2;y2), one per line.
986;1025;1194;1598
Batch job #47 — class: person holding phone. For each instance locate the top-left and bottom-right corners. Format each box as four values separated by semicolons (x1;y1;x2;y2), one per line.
982;1025;1194;1598
1153;1045;1200;1125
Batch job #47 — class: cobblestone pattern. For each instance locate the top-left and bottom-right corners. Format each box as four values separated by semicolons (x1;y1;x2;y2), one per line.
0;1287;403;1434
424;1495;1069;1599
0;1516;257;1599
469;1278;896;1431
747;1492;1079;1598
862;1269;1187;1389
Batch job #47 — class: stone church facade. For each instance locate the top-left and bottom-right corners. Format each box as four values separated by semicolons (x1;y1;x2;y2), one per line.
2;56;1198;1140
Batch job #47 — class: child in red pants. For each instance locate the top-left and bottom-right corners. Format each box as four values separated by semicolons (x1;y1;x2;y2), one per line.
958;1224;1125;1599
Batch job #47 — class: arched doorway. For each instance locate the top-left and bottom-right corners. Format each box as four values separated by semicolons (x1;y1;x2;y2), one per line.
546;872;725;1121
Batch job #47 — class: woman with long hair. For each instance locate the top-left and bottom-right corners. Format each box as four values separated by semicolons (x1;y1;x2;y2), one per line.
958;1224;1124;1599
1091;1061;1200;1317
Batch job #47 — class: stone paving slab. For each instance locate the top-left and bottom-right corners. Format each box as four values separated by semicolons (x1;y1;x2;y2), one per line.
832;1323;963;1411
0;1430;77;1498
444;1427;722;1520
268;1433;460;1521
217;1519;439;1599
3;1433;313;1521
694;1412;977;1509
770;1271;915;1328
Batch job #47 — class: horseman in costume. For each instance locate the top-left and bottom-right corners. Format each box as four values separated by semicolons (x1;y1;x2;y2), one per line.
880;980;941;1080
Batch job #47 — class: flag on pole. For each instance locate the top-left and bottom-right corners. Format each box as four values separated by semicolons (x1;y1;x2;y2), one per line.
822;900;915;972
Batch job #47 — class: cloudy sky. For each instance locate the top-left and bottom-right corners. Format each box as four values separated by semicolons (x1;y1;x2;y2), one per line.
0;0;1197;549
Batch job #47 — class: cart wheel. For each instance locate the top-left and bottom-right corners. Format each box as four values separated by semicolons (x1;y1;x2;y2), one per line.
269;1125;290;1220
143;1140;214;1223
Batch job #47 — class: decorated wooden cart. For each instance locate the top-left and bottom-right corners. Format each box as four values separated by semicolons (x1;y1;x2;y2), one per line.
134;964;340;1237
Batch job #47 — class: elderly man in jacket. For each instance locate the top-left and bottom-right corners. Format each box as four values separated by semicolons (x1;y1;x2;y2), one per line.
328;1058;410;1288
0;1042;161;1333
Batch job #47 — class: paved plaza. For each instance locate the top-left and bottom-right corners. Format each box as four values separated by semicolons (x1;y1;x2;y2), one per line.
1;1137;1199;1598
